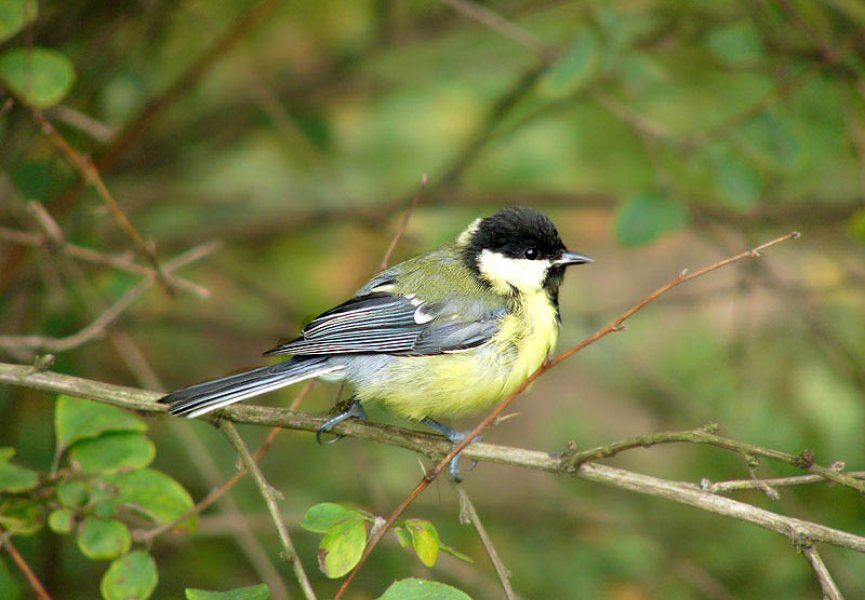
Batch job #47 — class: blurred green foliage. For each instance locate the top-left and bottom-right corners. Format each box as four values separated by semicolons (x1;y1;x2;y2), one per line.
1;0;865;598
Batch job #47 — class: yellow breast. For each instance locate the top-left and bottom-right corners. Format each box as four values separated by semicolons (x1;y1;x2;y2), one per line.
358;289;560;421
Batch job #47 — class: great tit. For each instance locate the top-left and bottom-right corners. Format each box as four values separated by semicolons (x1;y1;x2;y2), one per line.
159;207;592;478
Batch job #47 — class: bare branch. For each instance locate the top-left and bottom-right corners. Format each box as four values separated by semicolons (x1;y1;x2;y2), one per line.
220;421;318;600
32;111;175;294
457;485;516;600
0;224;210;297
0;242;219;353
801;545;845;600
0;528;53;600
379;175;428;271
1;363;864;559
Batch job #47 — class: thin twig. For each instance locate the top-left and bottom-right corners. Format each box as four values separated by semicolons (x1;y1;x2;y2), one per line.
32;111;174;294
0;225;209;297
706;471;865;494
456;485;516;600
220;421;318;600
140;382;315;542
0;528;53;600
0;242;219;353
561;424;865;494
378;175;428;271
139;426;283;542
333;231;801;597
802;545;845;600
439;0;551;57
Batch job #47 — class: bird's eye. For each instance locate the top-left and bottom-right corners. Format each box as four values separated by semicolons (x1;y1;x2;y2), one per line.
524;247;539;260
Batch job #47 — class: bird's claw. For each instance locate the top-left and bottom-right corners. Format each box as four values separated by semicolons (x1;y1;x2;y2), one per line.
316;399;367;445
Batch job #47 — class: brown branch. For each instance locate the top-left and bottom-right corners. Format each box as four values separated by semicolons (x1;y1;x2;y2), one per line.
0;528;53;600
378;175;428;271
456;485;516;600
0;242;219;353
801;545;845;600
32;111;174;295
0;224;209;297
333;231;801;597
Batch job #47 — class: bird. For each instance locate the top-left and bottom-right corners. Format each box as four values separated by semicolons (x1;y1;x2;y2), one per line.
159;207;592;478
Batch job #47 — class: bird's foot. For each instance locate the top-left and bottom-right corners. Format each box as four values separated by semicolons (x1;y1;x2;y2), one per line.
420;418;480;482
316;398;368;445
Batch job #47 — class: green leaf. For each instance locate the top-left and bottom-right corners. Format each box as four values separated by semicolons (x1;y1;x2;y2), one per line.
100;551;158;600
317;515;367;578
0;449;38;493
614;193;688;247
0;0;38;44
300;502;357;533
185;584;271;600
405;519;440;567
48;508;74;534
540;30;599;97
57;480;89;508
714;154;761;208
77;517;131;561
55;395;147;453
103;468;197;532
377;578;472;600
394;526;411;548
69;432;155;474
0;48;76;108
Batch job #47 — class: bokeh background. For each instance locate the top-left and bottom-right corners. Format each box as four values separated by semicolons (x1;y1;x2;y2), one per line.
2;1;865;598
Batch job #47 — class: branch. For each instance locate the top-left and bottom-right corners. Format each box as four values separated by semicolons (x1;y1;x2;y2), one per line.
378;175;428;271
0;528;53;600
0;0;280;295
334;231;801;597
801;545;845;600
0;224;209;298
32;111;175;294
562;425;865;494
456;485;516;600
220;422;318;600
0;242;219;353
1;363;865;556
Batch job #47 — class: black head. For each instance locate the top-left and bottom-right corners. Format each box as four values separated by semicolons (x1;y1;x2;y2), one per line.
460;207;591;302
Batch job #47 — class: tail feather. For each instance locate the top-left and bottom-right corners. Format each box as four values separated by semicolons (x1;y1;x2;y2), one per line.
159;358;341;418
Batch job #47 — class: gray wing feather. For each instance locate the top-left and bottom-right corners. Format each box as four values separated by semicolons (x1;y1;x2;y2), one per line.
264;292;504;357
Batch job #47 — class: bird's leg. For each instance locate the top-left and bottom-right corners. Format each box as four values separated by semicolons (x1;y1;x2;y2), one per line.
316;398;368;445
420;418;480;481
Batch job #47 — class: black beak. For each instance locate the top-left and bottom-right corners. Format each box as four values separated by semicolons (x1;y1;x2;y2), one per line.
553;251;593;267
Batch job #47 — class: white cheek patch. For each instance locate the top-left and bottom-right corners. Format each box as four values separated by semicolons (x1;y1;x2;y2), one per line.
478;249;551;292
